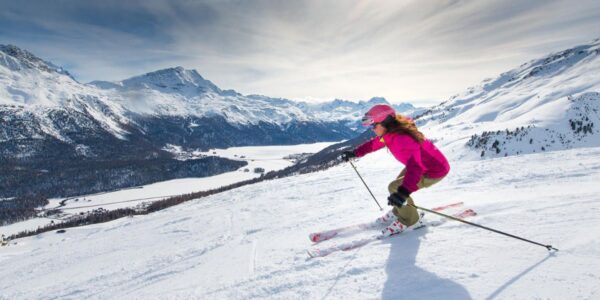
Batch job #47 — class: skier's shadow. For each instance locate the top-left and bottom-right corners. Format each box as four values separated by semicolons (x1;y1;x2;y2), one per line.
485;254;553;300
381;228;472;300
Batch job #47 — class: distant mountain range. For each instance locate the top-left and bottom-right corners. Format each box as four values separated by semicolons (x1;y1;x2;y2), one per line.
0;44;421;198
0;45;420;161
89;66;421;132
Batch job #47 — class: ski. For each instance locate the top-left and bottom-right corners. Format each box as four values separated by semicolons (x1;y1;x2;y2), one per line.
309;201;464;243
307;208;477;258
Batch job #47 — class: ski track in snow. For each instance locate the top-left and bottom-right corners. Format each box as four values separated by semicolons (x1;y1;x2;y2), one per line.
1;147;600;299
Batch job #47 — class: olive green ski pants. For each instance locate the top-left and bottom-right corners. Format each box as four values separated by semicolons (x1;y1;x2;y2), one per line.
388;168;445;227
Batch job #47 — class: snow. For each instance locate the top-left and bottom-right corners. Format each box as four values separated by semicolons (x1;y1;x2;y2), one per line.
1;146;599;299
417;38;600;160
0;142;338;236
0;47;133;141
92;68;420;125
2;37;600;300
198;142;336;167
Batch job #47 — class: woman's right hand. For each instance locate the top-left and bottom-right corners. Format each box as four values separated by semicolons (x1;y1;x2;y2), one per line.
340;150;356;162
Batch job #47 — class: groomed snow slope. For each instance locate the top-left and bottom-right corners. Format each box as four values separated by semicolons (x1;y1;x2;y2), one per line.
1;146;600;299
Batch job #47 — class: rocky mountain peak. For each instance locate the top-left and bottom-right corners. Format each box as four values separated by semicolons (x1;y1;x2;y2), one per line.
0;44;73;78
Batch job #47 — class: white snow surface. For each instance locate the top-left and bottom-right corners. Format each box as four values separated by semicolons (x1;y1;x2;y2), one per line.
2;146;600;299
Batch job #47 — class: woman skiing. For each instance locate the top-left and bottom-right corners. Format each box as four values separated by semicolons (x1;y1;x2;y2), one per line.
341;104;450;236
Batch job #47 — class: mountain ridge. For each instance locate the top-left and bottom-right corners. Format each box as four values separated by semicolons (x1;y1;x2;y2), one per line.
416;37;600;159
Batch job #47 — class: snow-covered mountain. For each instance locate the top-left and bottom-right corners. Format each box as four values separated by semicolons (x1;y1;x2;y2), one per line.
90;67;305;124
0;44;380;162
1;43;420;157
0;44;421;198
0;45;75;81
0;45;134;159
91;66;229;97
87;66;364;152
86;63;423;153
90;67;420;127
417;38;600;159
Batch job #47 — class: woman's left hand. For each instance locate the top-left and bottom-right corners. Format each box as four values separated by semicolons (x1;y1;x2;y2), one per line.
387;186;411;207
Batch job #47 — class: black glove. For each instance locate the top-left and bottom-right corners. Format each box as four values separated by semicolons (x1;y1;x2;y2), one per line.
388;186;411;207
340;150;356;162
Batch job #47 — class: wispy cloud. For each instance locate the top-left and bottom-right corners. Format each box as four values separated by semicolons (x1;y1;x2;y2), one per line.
1;0;599;105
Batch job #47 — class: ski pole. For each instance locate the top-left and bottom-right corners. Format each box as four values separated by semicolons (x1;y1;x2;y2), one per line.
410;204;559;252
348;160;384;211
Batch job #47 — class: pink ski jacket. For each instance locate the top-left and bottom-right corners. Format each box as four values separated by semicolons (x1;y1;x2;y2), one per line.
354;133;450;193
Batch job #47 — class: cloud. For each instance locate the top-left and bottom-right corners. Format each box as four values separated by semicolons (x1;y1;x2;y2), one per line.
1;0;599;105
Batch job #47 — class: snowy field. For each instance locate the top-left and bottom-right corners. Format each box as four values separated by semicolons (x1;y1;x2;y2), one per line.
0;142;336;237
1;146;599;299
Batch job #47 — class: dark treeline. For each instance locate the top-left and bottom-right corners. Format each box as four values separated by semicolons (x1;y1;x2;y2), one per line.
0;156;246;225
0;156;246;199
6;207;139;241
0;195;48;225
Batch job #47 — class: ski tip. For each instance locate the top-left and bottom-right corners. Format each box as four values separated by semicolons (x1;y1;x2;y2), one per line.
309;232;337;243
465;209;478;216
430;201;464;211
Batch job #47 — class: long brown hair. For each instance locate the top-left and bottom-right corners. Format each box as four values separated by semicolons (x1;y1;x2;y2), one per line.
382;114;425;143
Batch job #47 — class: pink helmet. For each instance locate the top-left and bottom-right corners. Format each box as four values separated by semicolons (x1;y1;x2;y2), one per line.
361;104;396;126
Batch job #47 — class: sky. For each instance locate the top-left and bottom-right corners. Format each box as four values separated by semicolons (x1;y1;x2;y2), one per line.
1;0;600;106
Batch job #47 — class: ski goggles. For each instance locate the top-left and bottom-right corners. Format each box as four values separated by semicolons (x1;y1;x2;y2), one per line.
361;115;375;127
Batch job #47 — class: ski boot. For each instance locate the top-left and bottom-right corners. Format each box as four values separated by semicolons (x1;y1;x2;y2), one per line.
381;212;425;237
375;209;397;226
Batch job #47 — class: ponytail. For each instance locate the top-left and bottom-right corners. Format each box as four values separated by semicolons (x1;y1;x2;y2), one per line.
383;114;425;143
